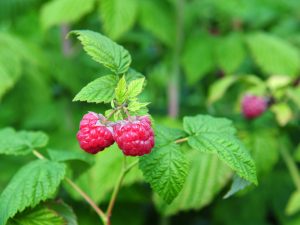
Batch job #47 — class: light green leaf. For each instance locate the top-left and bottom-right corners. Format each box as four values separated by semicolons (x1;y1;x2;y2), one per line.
46;201;78;225
223;175;251;199
139;0;175;46
286;191;300;215
128;101;149;112
70;30;131;74
99;0;138;40
266;75;292;90
0;160;66;225
207;76;238;104
67;145;142;203
271;103;293;126
115;75;127;104
246;32;300;76
181;32;215;84
40;0;95;30
125;68;145;83
0;128;49;156
73;75;118;103
216;33;246;74
287;87;300;108
8;205;64;225
184;115;257;184
139;143;189;204
155;151;232;215
127;78;145;99
154;125;186;147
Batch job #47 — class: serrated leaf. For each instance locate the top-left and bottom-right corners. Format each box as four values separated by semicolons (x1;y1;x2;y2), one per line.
8;205;64;225
70;30;131;74
115;75;127;104
66;145;142;203
155;151;232;215
246;32;300;76
99;0;138;40
125;68;145;83
207;76;238;104
139;143;189;204
127;78;145;99
216;33;246;74
128;101;149;112
286;191;300;215
223;175;251;199
154;125;186;147
184;115;257;184
73;75;118;103
0;160;66;225
40;0;95;30
0;128;49;156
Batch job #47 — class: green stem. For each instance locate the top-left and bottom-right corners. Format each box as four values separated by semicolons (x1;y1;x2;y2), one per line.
175;137;188;144
280;148;300;191
106;158;138;225
32;150;107;224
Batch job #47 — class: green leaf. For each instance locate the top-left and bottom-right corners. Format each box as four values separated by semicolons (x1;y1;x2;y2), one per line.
154;125;186;147
0;160;66;225
139;143;189;204
73;75;118;103
0;128;49;156
155;151;232;215
99;0;138;40
46;201;78;225
139;0;175;46
127;78;145;99
244;129;279;175
216;33;246;74
286;191;300;215
40;0;95;30
8;205;65;225
183;115;257;184
70;30;131;74
271;103;293;126
127;101;149;112
223;175;251;199
181;32;215;84
125;68;145;83
246;32;300;76
67;145;142;203
115;75;127;104
207;76;238;104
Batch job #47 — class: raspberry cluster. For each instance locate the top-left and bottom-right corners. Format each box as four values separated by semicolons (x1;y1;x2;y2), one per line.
241;94;268;119
76;112;154;156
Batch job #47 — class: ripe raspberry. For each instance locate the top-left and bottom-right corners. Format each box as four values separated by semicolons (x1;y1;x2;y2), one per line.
242;95;267;119
76;112;114;154
113;116;155;156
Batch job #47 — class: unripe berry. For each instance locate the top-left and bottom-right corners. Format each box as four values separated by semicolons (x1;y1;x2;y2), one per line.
76;112;114;154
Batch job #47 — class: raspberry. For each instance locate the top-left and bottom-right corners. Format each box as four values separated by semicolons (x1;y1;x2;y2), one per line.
242;95;267;119
113;116;155;156
76;112;114;154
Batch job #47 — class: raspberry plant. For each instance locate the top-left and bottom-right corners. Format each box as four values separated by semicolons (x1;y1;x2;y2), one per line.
0;30;258;225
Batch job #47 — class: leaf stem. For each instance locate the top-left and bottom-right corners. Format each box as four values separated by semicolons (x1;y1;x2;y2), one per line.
32;150;107;224
175;137;188;144
280;147;300;191
122;106;132;120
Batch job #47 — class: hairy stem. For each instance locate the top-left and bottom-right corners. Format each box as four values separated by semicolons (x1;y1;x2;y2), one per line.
32;150;107;224
280;148;300;191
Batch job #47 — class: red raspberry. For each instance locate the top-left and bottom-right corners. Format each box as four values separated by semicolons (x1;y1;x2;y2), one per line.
113;116;155;156
242;95;267;119
76;112;114;154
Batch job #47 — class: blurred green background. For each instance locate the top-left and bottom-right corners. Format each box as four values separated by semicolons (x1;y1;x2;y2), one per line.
1;0;300;224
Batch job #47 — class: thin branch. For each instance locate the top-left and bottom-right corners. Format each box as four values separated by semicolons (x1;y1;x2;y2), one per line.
175;137;188;144
32;150;107;224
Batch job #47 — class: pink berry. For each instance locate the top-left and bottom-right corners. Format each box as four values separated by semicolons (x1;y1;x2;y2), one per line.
242;95;267;119
113;116;155;156
76;112;114;154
